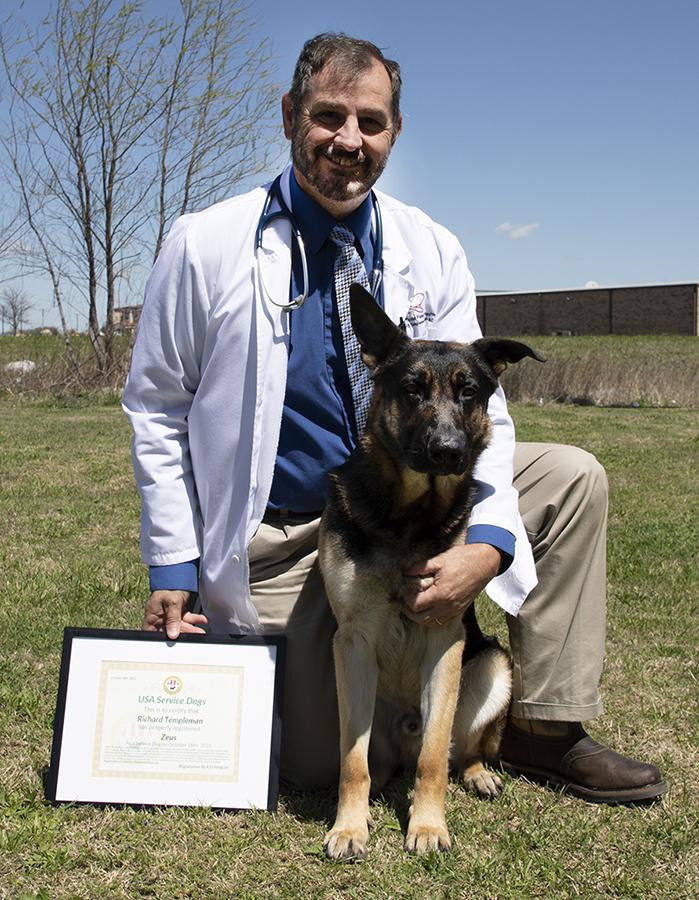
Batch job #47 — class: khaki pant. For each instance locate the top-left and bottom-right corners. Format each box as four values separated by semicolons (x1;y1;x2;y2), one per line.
249;442;608;790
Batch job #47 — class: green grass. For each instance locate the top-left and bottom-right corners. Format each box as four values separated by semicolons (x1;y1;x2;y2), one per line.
0;401;697;898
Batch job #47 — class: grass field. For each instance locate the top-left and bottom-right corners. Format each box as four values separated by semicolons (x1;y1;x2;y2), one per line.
0;400;697;898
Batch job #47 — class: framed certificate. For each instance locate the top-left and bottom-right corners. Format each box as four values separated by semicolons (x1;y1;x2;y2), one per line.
47;628;285;811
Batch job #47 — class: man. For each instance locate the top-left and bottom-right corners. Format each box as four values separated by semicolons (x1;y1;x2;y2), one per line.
123;33;665;803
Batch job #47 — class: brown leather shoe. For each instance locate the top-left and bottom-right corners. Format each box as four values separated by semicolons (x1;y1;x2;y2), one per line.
499;720;667;804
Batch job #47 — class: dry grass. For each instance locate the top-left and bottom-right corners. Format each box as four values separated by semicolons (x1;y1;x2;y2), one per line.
2;333;697;409
0;333;133;398
499;334;698;408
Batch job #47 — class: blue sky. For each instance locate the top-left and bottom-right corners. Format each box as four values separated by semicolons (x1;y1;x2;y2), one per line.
6;0;698;327
254;0;698;292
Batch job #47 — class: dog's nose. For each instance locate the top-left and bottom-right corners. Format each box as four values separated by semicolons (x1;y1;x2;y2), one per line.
426;434;465;470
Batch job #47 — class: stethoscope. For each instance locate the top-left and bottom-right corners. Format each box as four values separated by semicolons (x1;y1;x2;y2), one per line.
254;174;384;311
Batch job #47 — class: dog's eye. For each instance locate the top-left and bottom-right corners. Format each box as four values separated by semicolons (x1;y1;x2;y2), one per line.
454;371;477;399
403;381;423;400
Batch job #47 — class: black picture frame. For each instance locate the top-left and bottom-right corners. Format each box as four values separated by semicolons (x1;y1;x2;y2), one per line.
47;627;285;812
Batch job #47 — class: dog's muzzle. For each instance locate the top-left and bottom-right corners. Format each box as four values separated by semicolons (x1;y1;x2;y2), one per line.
424;431;468;475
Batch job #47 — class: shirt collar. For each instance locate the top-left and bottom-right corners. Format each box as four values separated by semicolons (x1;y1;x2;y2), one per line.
289;168;374;257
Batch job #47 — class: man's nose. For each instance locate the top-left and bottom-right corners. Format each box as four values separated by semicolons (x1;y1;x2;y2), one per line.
334;116;362;151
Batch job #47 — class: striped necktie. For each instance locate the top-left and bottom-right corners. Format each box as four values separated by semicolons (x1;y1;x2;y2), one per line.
329;224;375;435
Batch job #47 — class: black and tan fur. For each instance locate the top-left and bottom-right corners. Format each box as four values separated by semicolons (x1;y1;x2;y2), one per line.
319;284;543;859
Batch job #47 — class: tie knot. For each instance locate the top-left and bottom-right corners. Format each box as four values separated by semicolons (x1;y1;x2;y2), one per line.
329;224;356;248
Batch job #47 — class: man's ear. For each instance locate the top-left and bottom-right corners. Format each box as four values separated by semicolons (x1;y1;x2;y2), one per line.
471;338;546;378
281;93;294;139
391;113;403;145
349;283;409;372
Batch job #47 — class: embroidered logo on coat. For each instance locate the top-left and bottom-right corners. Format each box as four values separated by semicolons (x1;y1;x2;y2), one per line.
405;293;434;328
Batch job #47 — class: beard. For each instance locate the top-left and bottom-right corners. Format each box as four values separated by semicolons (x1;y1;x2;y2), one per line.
291;132;390;202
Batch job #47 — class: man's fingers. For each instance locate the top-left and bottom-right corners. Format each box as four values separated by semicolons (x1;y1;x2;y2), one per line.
402;583;440;612
164;605;182;640
142;590;193;640
401;579;467;623
403;559;439;578
400;545;490;627
142;609;206;637
160;592;189;640
142;592;207;640
179;621;208;634
143;606;166;630
401;574;435;599
181;611;208;634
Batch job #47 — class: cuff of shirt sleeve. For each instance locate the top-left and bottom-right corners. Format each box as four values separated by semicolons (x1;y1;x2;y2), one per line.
466;525;515;575
149;559;200;593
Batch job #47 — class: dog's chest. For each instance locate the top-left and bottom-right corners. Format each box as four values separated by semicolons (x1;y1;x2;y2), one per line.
374;608;430;708
320;521;465;711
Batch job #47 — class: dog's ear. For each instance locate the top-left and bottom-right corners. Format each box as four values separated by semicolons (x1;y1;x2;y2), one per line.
350;283;409;371
471;338;546;378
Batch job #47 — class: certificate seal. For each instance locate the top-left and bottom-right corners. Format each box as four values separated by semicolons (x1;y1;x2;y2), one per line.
163;675;183;695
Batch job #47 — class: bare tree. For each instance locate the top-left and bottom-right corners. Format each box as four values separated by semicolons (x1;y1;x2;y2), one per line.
0;0;281;374
1;286;32;335
0;210;24;277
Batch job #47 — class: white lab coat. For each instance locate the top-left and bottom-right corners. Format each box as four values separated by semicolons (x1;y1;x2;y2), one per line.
122;166;537;634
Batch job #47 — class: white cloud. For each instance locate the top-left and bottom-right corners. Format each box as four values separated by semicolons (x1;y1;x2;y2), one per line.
585;280;599;288
510;223;539;239
496;222;539;240
495;222;539;241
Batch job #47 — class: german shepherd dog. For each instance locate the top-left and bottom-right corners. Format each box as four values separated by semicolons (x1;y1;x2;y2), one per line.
319;284;543;860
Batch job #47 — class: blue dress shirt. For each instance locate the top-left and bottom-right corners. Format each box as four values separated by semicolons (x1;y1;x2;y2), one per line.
267;170;381;511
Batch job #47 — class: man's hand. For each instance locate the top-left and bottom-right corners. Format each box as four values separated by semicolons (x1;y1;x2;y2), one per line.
400;543;502;626
143;590;208;640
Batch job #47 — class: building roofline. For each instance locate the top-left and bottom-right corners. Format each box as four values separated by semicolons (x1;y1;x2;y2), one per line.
476;281;699;296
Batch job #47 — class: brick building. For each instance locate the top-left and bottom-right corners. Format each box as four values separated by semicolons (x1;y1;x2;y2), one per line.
476;283;698;336
111;305;142;332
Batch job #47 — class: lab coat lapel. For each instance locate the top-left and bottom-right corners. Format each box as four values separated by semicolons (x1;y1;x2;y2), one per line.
378;197;416;325
248;170;293;543
254;165;296;338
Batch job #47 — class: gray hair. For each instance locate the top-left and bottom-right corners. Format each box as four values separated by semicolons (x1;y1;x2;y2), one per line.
288;33;402;132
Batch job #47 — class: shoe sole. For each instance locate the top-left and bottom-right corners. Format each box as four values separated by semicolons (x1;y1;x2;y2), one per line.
500;760;668;805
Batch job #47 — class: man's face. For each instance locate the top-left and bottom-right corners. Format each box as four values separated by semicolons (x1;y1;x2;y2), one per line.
282;58;401;214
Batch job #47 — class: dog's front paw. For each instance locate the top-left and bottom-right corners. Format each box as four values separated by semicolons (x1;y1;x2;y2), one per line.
404;819;451;854
323;822;370;862
461;764;504;799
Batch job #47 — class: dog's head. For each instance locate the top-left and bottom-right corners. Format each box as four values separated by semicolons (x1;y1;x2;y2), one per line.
350;283;544;477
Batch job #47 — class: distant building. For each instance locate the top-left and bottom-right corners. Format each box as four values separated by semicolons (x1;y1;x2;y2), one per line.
112;305;142;332
476;283;698;336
